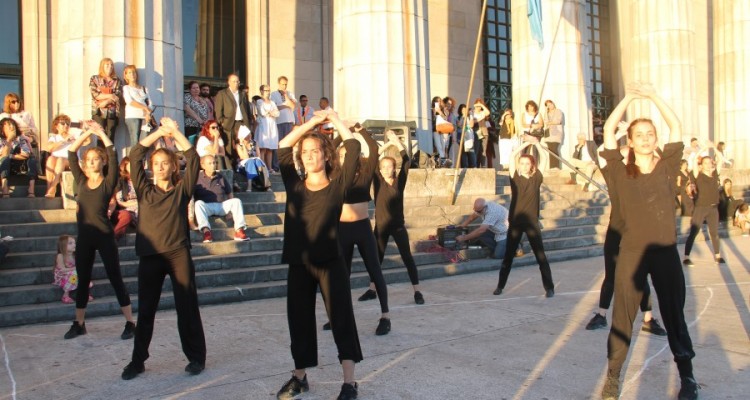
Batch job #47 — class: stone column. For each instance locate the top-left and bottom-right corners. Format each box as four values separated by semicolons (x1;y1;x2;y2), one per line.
52;0;183;157
713;1;750;169
333;0;432;152
511;0;592;165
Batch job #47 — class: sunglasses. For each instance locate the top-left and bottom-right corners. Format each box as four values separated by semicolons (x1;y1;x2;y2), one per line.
59;121;70;125
10;100;19;104
209;125;219;130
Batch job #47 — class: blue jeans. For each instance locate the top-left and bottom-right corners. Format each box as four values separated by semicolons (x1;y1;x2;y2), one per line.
125;118;144;148
0;154;38;180
476;230;507;259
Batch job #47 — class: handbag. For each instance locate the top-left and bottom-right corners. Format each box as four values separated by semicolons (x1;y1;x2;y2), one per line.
529;112;545;138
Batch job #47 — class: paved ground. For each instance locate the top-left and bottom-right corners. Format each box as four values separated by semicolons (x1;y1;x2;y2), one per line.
0;237;748;400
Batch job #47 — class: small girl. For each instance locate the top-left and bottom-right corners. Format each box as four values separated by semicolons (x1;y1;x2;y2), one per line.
53;235;79;303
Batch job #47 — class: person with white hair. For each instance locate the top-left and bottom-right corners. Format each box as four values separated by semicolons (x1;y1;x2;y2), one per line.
568;132;600;191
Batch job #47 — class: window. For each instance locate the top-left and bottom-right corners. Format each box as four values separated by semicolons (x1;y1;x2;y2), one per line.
587;0;612;118
182;0;247;88
0;0;22;97
483;0;512;118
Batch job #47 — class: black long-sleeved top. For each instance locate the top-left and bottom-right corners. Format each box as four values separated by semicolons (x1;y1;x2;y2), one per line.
508;170;543;226
69;146;118;236
130;144;199;256
281;139;360;265
690;170;720;207
334;131;379;204
602;142;683;251
598;156;624;233
373;150;409;229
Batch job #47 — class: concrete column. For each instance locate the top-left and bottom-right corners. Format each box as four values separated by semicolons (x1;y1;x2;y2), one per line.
333;0;431;151
511;0;592;163
53;0;183;157
713;1;750;169
21;0;52;144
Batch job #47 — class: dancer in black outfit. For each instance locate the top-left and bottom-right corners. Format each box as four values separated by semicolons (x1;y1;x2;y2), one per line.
334;124;391;336
368;130;424;304
600;82;698;400
276;110;362;400
64;121;135;340
584;131;667;336
493;153;555;297
677;160;695;217
683;155;725;266
121;118;206;380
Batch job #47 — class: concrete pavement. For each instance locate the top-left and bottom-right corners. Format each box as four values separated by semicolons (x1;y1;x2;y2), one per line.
0;237;748;400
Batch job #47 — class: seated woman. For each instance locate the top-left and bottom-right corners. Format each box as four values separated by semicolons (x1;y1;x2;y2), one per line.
45;114;77;197
195;120;229;170
109;157;138;241
1;93;39;144
0;118;38;197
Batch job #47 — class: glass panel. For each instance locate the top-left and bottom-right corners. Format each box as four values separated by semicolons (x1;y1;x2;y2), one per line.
488;9;496;22
0;0;20;64
0;78;20;98
487;23;496;37
500;70;509;82
488;55;498;67
489;68;498;82
499;57;508;68
183;0;247;80
498;40;508;53
487;39;497;52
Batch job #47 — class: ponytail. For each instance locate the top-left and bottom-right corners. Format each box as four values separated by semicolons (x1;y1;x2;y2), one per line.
625;147;639;178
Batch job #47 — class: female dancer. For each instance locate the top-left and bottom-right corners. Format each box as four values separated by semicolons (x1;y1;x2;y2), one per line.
275;110;361;400
599;82;697;400
683;155;724;265
121;117;206;380
368;130;424;304
676;160;695;217
493;153;555;297
335;124;391;336
64;121;134;340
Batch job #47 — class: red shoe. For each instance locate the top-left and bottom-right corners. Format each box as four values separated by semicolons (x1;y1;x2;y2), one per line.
202;229;213;243
234;228;249;241
61;295;74;304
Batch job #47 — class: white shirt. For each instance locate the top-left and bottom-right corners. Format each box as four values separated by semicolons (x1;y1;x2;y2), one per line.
232;90;242;121
122;85;149;119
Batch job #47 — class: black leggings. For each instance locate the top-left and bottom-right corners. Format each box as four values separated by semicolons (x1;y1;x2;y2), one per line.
497;221;554;291
339;219;389;313
92;113;119;144
598;227;652;312
74;231;131;309
607;246;695;377
684;205;721;256
287;261;363;369
374;224;419;285
132;247;206;365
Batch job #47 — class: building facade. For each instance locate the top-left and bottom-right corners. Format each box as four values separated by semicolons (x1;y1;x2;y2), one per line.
3;0;748;167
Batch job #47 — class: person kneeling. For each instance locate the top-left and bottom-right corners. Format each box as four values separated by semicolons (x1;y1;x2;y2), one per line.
194;154;249;242
456;198;508;259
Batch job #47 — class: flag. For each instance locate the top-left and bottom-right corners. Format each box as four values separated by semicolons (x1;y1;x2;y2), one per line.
528;0;544;48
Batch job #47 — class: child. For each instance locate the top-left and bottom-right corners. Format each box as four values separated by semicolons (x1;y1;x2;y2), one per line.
735;203;749;236
52;235;93;304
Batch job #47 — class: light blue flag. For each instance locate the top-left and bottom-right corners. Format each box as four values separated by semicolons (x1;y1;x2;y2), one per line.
528;0;544;48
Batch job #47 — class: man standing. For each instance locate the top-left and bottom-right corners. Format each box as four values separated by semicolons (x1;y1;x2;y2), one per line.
270;76;296;172
214;74;252;163
294;95;315;126
543;100;564;170
194;154;250;243
456;198;509;259
199;83;215;120
318;97;334;137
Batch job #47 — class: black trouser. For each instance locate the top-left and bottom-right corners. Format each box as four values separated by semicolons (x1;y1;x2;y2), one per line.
497;221;554;291
684;205;721;256
287;261;363;369
598;227;652;312
221;120;242;162
607;246;695;378
546;142;561;169
374;224;419;285
75;230;131;309
132;247;206;365
340;219;389;313
92;113;119;145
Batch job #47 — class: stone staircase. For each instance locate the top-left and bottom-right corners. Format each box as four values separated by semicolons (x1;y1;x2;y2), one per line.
1;170;748;327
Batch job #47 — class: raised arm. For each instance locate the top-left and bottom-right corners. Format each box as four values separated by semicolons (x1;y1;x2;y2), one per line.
278;111;327;149
603;91;637;150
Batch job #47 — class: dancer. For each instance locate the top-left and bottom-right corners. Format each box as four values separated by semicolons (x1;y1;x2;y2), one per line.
275;110;362;400
683;155;724;266
121;117;206;380
368;130;424;304
335;124;391;336
64;121;134;340
599;82;698;400
493;153;555;297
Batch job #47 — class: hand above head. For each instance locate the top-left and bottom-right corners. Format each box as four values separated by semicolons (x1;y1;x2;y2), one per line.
160;117;179;135
385;130;399;142
626;81;657;99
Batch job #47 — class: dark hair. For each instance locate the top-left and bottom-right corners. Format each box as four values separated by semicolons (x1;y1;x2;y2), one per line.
739;203;749;213
518;154;537;175
457;104;467;117
320;96;329;103
690;137;698;143
187;80;199;90
51;114;72;133
525;100;539;113
0;118;20;139
149;148;181;184
83;147;108;172
294;132;337;178
625;118;655;178
199;119;219;140
299;95;308;101
199;83;211;90
119;157;131;181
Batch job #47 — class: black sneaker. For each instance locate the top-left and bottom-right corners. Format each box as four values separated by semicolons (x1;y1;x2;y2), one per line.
715;257;726;264
493;286;503;296
683;258;694;267
641;319;667;336
121;361;145;380
337;382;358;400
545;289;555;298
63;321;86;339
121;321;136;340
277;374;309;400
601;375;620;400
375;318;391;336
322;321;331;331
678;377;699;400
357;289;377;302
414;291;425;305
585;313;608;330
185;360;205;375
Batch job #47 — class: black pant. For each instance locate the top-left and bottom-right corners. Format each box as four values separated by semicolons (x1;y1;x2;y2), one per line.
221;120;242;162
497;221;554;291
374;224;419;285
287;261;363;369
607;246;695;376
92;113;119;145
75;231;131;309
546;142;561;169
340;219;389;313
132;247;206;365
598;228;652;311
684;205;720;256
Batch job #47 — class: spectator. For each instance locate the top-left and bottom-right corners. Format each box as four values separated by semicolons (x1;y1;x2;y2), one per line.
568;133;599;191
543;100;564;170
255;84;279;173
456;104;476;168
195;120;229;170
44;114;76;197
199;83;215;120
719;178;744;222
456;198;509;259
109;157;138;241
53;235;82;304
214;74;252;163
317;97;334;137
235;128;270;192
735;203;749;236
1;93;39;144
519;100;548;171
472;99;491;167
270;76;297;172
294;94;315;126
89;58;122;143
677;159;694;217
183;81;210;144
715;141;733;173
122;65;153;154
497;109;517;171
0;117;38;197
194;154;249;243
